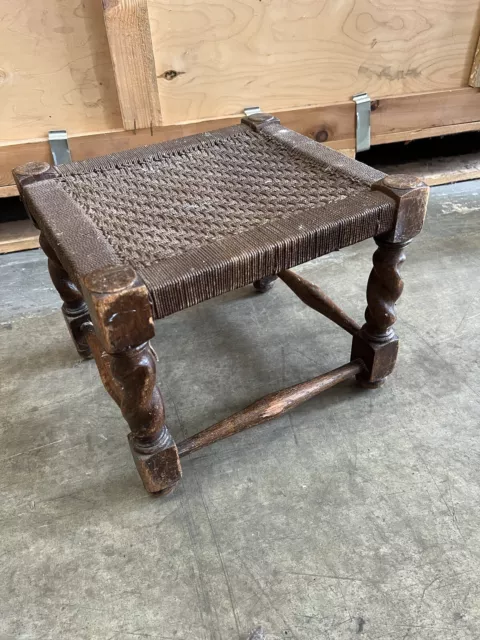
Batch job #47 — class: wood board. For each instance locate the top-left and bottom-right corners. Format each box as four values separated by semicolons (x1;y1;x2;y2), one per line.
149;0;480;126
0;185;19;198
374;151;480;187
102;0;162;130
0;0;122;146
2;0;480;192
0;219;39;254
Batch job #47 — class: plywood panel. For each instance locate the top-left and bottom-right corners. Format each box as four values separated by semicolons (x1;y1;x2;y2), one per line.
103;0;162;130
0;0;122;145
149;0;480;125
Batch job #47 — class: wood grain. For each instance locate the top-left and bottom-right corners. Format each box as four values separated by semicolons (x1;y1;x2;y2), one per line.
148;0;480;124
1;0;479;150
469;34;480;87
0;0;121;145
3;88;480;193
85;329;122;404
0;186;21;198
102;0;162;130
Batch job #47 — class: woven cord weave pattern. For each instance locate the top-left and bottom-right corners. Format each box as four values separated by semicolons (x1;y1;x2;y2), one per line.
56;127;370;269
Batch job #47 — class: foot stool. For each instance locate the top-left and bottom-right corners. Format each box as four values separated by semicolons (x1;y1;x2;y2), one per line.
13;113;429;495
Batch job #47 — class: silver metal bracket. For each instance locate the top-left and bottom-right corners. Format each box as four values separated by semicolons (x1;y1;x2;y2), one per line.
352;93;371;153
48;130;72;165
243;106;262;117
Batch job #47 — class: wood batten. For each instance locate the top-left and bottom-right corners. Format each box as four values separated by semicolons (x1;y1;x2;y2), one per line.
102;0;162;130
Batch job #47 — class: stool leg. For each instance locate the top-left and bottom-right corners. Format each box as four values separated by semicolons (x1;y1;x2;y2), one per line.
352;174;429;388
39;233;91;358
111;343;181;495
83;265;182;495
351;238;408;388
253;275;278;293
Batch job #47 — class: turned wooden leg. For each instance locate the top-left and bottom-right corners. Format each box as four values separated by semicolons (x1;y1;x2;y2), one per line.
39;234;91;358
351;239;408;388
82;265;182;495
352;174;429;388
253;275;278;293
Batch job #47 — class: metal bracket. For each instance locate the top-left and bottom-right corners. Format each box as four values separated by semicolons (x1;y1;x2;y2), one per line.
352;93;371;153
243;106;262;117
48;130;72;165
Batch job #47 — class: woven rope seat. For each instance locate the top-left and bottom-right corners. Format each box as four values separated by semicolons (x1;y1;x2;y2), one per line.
21;115;397;319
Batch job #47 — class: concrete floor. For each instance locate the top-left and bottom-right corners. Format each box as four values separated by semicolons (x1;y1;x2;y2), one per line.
1;181;479;640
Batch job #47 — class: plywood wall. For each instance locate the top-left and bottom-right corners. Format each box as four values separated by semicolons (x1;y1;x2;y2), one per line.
149;0;480;125
0;0;121;145
2;0;480;143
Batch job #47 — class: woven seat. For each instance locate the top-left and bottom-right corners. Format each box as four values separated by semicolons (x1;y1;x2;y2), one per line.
21;116;397;319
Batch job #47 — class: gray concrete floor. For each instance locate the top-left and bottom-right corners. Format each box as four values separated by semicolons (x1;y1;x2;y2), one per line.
1;182;479;640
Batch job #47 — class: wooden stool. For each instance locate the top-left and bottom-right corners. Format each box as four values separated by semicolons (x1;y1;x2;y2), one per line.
13;113;429;496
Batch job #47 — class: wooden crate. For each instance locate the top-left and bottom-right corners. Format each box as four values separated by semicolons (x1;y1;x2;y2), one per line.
2;0;480;200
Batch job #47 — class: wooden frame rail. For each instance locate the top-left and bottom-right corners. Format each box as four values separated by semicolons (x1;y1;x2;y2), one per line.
278;270;361;336
177;360;364;457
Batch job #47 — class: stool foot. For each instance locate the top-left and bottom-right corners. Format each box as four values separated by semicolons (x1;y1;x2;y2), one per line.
253;275;278;293
356;377;386;390
129;432;181;495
